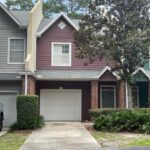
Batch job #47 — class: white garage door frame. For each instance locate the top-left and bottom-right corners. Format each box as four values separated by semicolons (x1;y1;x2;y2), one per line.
40;89;82;121
0;91;18;127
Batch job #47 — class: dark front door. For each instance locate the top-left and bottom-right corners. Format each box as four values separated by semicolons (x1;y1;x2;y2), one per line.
131;86;139;108
101;86;116;108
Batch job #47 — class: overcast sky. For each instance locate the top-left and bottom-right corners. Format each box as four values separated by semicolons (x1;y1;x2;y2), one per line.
0;0;6;4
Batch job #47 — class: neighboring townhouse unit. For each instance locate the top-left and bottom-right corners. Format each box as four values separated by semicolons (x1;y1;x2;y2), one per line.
0;0;150;126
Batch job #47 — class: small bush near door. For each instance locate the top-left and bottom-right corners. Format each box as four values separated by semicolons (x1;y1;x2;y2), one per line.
90;109;150;134
16;95;44;129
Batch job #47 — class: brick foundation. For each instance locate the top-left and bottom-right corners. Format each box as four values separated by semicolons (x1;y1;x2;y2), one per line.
117;80;126;108
91;80;99;109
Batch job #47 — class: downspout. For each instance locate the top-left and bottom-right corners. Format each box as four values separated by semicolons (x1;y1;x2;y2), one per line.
25;74;28;95
126;80;129;108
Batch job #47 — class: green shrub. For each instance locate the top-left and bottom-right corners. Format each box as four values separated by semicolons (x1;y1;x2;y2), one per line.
17;95;39;129
10;122;18;131
36;115;45;128
89;108;127;121
90;108;150;133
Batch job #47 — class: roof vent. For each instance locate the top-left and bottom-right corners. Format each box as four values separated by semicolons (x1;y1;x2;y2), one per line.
58;21;66;30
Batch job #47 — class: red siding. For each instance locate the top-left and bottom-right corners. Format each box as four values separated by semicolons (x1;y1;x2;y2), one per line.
37;17;114;70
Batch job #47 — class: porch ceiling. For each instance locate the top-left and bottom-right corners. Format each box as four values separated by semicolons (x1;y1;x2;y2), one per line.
33;70;103;81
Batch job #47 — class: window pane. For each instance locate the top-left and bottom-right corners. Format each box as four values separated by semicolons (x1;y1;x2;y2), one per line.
62;45;69;53
10;39;24;51
10;39;15;45
53;54;62;65
52;43;71;66
10;44;15;50
53;44;62;53
9;38;25;63
62;54;70;64
14;39;24;45
9;51;24;63
102;87;115;108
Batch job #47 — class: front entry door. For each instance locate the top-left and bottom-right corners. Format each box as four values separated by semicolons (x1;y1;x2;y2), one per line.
131;86;139;108
101;86;116;108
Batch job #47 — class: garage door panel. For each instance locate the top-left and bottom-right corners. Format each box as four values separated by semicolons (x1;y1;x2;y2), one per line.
0;93;17;127
40;89;82;121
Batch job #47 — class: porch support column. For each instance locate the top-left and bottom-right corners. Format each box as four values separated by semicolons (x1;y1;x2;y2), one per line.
91;80;99;109
148;80;150;107
117;80;126;108
22;75;36;95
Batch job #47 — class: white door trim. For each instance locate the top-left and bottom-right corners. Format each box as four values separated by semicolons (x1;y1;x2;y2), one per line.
100;85;116;108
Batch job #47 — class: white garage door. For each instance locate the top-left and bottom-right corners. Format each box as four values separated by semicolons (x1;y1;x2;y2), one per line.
0;93;17;127
40;89;82;121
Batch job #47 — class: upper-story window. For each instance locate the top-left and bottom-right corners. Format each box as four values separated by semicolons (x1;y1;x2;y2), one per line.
51;42;71;66
8;38;25;64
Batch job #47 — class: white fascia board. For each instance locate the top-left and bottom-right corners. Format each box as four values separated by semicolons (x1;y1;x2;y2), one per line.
133;67;150;79
98;66;120;79
0;3;22;27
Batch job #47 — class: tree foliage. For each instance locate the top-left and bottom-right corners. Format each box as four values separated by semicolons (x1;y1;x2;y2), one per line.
74;0;150;81
5;0;34;11
44;0;90;18
5;0;90;19
43;0;67;17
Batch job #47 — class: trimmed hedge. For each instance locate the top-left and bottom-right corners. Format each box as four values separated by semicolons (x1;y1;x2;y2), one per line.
17;95;44;129
90;108;150;134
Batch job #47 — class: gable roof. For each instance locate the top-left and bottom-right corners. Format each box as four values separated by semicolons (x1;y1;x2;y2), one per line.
10;10;29;26
0;3;28;28
133;67;150;79
98;66;120;79
36;12;80;37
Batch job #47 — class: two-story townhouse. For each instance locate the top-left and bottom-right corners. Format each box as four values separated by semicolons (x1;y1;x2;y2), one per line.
0;3;29;126
0;0;150;126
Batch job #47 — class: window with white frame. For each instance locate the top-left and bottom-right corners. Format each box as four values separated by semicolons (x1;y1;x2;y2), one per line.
52;42;71;66
8;38;25;63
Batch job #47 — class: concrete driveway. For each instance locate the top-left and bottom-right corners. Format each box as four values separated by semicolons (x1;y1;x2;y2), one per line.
20;122;101;150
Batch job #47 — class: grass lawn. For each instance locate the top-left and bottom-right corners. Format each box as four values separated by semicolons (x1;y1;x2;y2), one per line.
0;130;31;150
127;139;150;147
86;126;150;148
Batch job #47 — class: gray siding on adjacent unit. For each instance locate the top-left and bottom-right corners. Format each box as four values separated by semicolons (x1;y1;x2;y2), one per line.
0;81;22;93
0;8;27;72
